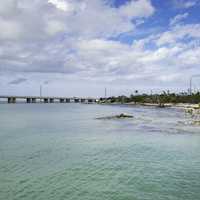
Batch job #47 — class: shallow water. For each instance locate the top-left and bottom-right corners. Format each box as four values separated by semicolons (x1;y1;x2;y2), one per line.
0;104;200;200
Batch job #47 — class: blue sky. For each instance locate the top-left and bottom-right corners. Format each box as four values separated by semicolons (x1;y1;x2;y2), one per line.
0;0;200;97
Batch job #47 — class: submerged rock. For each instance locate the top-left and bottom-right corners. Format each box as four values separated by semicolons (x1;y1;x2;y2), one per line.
96;113;133;120
192;121;200;126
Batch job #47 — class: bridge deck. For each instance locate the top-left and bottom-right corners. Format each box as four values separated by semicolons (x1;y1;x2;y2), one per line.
0;96;98;103
0;96;96;99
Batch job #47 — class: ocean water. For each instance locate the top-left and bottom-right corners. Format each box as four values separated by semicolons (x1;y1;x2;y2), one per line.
0;103;200;200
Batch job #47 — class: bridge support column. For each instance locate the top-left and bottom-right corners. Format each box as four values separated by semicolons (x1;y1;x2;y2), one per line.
8;97;16;103
32;98;36;103
65;98;70;103
88;99;95;103
8;97;12;103
27;98;31;103
50;98;54;103
44;98;49;103
74;99;80;103
81;99;86;103
60;98;64;103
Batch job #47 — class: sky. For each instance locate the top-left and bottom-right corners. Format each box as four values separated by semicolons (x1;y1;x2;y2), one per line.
0;0;200;97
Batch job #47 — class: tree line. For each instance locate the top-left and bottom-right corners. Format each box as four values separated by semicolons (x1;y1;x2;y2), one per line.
99;91;200;105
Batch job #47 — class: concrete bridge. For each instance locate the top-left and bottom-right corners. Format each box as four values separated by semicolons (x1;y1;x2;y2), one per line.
0;96;98;104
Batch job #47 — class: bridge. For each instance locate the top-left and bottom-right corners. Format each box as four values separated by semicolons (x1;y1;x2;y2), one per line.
0;96;98;104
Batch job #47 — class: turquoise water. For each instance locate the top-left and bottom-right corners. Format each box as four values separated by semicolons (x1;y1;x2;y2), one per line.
0;104;200;200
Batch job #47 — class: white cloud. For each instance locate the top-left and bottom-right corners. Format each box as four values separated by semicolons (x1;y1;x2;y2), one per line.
183;1;197;8
119;0;155;19
45;20;66;36
170;13;189;26
0;0;18;17
0;18;22;40
0;0;155;42
173;0;198;9
0;0;200;95
48;0;73;12
156;24;200;46
177;47;200;65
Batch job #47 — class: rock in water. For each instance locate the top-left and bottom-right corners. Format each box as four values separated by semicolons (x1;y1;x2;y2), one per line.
117;113;133;118
192;121;200;126
96;113;133;120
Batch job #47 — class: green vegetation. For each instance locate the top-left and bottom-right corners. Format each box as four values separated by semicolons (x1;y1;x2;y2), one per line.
99;91;200;105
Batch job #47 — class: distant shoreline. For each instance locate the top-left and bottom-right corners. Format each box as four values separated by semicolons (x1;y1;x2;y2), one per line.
98;102;200;110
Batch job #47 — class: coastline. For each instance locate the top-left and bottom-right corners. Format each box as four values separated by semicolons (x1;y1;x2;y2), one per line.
98;102;200;125
98;102;200;110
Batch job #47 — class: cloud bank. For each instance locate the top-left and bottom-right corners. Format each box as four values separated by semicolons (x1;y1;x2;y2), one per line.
0;0;200;96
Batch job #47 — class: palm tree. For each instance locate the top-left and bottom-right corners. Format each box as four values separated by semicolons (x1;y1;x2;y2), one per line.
134;90;138;95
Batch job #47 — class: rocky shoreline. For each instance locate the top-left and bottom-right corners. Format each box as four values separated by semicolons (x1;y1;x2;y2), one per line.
99;101;200;110
98;102;200;125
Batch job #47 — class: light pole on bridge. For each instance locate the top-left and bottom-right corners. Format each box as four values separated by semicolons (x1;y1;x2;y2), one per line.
40;85;42;102
189;75;200;95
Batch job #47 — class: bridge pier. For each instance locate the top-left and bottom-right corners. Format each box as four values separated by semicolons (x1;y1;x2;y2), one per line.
60;98;65;103
74;98;80;103
81;99;86;103
32;98;36;103
8;97;16;103
88;99;96;103
8;97;11;103
50;98;54;103
27;98;31;103
66;98;70;103
44;98;49;103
